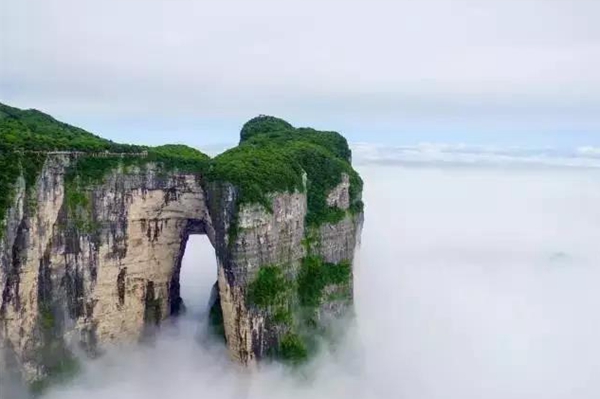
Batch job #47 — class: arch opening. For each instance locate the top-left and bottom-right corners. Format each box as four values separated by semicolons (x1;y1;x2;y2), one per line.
179;234;218;316
169;217;219;320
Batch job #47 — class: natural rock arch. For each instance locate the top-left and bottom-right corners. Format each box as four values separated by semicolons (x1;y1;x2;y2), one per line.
0;109;364;391
0;157;222;383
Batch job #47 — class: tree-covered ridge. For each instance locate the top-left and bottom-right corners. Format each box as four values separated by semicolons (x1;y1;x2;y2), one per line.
240;115;352;161
209;115;363;226
0;102;209;236
0;105;362;235
0;103;144;153
240;115;294;143
0;103;208;162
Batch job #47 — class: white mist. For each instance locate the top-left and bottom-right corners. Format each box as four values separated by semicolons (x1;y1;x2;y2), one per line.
43;165;600;399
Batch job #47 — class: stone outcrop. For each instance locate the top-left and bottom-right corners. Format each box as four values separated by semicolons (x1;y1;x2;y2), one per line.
0;154;363;387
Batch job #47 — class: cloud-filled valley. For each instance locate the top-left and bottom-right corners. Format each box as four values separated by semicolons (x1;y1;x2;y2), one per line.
32;163;600;399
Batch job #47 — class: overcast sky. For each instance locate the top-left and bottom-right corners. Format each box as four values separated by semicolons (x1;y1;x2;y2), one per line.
1;0;599;149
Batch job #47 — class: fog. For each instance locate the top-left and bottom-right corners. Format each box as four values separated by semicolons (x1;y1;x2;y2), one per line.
40;165;600;399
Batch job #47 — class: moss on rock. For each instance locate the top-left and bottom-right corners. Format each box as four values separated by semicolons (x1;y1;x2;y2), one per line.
247;266;291;309
297;256;351;308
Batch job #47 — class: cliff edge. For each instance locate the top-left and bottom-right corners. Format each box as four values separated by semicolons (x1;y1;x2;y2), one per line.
0;105;363;391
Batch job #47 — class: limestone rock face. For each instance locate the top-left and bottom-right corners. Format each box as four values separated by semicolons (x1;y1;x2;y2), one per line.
0;154;363;384
213;190;309;364
326;173;351;210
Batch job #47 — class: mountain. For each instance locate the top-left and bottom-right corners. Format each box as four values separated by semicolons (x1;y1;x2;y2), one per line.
0;104;364;393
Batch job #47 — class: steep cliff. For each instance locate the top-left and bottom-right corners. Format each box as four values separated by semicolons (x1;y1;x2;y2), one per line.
0;106;363;391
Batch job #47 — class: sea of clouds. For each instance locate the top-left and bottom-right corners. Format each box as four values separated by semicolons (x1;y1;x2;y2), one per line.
352;143;600;168
28;152;600;399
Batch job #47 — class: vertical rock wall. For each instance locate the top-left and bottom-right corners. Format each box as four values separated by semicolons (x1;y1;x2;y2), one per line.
0;156;213;383
1;156;363;385
207;174;363;364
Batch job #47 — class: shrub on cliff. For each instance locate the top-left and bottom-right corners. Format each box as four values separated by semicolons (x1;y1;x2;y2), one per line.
247;266;290;308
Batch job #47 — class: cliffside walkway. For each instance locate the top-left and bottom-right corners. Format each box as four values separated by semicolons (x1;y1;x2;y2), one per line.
17;150;149;158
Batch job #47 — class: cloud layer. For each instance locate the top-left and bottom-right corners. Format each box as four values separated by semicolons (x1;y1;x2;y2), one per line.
33;164;600;399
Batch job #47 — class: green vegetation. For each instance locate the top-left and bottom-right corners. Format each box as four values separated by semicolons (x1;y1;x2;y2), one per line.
288;141;361;226
144;297;162;326
297;256;351;308
146;144;210;174
39;305;56;331
209;300;226;342
273;307;293;325
0;102;210;234
1;104;362;240
33;301;80;396
62;147;209;232
301;227;321;253
30;355;80;396
0;103;361;371
240;115;293;143
277;333;308;363
247;266;290;308
0;153;21;231
63;146;209;192
246;256;352;365
0;150;47;237
242;124;352;162
0;103;143;153
325;285;353;302
206;145;305;212
208;114;363;228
